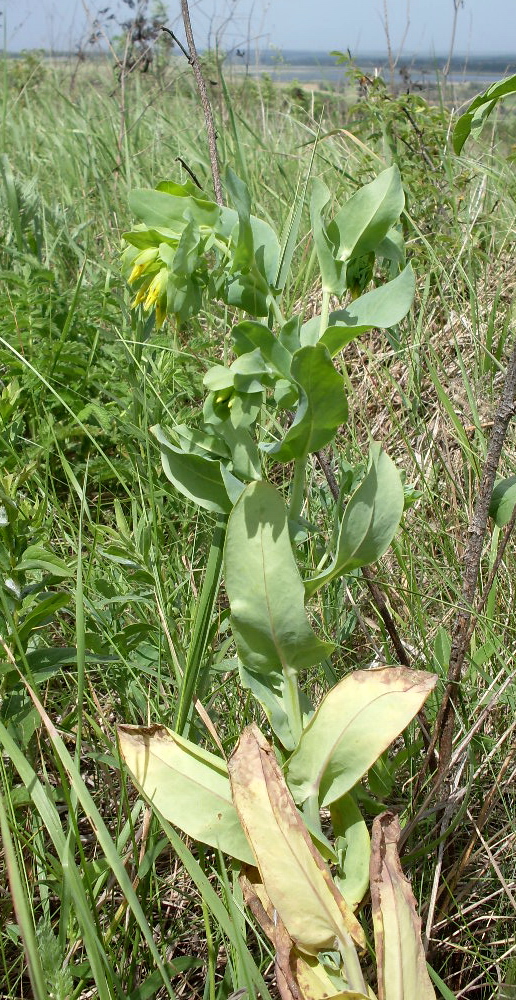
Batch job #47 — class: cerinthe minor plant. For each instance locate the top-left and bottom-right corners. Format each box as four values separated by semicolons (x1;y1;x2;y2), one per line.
117;163;438;998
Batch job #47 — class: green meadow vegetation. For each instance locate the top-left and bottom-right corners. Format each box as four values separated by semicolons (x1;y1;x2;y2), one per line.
1;40;516;1000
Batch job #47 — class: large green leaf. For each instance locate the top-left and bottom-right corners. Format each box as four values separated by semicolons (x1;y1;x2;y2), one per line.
453;74;516;153
261;344;348;461
224;481;333;677
305;443;404;597
152;424;232;514
301;265;415;350
328;165;405;262
286;666;437;808
118;724;254;865
129;187;220;232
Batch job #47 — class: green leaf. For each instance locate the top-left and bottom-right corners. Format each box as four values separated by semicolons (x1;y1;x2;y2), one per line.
275;139;316;290
203;389;262;430
279;315;302;354
17;593;72;645
130;186;221;232
152;424;232;514
231;349;275;390
232;320;293;378
305;443;404;597
250;216;280;285
310;178;345;295
261;344;347;461
128;189;192;232
328;165;405;262
214;422;262;482
226;168;254;272
16;545;72;578
224;269;270;316
169;423;230;461
118;724;254;865
224;481;333;678
203;366;235;393
301;265;415;351
453;74;516;153
155;179;199;197
331;794;371;911
172;221;202;276
489;475;516;528
286;666;437;808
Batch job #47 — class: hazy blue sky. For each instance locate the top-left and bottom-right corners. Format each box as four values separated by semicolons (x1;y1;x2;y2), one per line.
4;0;516;55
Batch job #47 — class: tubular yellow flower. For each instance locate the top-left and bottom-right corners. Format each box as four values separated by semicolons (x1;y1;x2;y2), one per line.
143;268;168;312
131;275;153;308
155;295;167;329
128;246;159;284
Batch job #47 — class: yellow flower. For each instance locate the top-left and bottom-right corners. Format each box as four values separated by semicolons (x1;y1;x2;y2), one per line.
143;268;168;312
127;246;159;284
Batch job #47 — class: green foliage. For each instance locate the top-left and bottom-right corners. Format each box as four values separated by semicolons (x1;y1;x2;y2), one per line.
453;74;516;153
117;162;442;996
2;54;515;1000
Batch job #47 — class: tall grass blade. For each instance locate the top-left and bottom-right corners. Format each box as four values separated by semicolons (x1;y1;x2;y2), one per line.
0;786;50;1000
174;515;227;737
0;153;24;251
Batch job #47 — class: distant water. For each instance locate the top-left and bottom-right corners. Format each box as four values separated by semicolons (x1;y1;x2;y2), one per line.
225;50;516;87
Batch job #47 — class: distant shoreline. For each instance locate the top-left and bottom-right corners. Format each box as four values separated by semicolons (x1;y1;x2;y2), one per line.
223;50;516;86
7;48;516;87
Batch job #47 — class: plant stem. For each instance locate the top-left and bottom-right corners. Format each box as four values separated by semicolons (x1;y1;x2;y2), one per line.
319;289;331;339
289;455;308;523
337;930;368;994
270;296;286;328
283;666;303;746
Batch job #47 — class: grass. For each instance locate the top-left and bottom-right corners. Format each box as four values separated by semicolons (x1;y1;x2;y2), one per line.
1;48;516;999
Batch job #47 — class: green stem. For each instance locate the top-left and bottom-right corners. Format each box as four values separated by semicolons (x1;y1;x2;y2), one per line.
270;296;286;328
289;455;308;523
283;666;303;747
201;897;216;1000
175;516;227;737
319;289;331;339
337;930;368;995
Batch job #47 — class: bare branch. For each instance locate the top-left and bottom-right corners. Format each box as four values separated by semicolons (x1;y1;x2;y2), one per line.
177;0;224;206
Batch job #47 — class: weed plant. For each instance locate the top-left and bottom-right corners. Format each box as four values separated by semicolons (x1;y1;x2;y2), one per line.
0;52;515;1000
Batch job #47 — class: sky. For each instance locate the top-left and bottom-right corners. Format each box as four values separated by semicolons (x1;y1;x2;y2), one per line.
3;0;516;56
